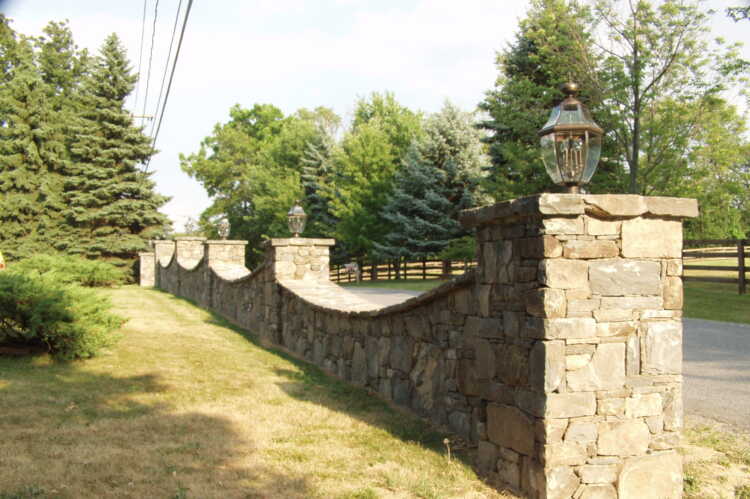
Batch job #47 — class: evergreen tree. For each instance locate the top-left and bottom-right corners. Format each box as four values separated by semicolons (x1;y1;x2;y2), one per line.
62;33;168;264
374;146;460;261
0;22;67;260
300;133;337;238
375;102;486;261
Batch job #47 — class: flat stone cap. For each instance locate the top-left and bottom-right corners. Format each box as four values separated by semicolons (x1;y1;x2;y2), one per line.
174;236;207;241
268;237;335;247
206;239;248;245
138;252;155;257
460;193;698;228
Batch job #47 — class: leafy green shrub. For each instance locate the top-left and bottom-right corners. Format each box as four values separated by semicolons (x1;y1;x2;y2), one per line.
10;254;126;287
0;273;125;359
437;236;476;261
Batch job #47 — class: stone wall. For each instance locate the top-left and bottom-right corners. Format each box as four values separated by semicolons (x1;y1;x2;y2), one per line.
145;193;697;499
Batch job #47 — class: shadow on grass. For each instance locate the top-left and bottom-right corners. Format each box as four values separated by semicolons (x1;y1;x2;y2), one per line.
0;348;313;498
155;290;474;469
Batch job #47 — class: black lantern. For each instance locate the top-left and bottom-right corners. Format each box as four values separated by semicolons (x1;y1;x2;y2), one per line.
538;83;603;193
287;201;307;237
217;218;230;239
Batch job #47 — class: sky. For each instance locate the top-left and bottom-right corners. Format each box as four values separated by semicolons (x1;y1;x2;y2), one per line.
3;0;749;231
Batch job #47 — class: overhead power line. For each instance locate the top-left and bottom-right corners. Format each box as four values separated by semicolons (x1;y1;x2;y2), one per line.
143;0;194;175
133;0;148;114
141;0;160;121
149;0;184;139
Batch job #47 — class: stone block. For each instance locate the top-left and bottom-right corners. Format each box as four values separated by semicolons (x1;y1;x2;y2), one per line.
545;466;580;499
597;420;650;456
529;340;565;392
577;464;618;484
596;321;636;338
567;343;626;392
589;259;661;296
624;393;662;418
579;484;617;499
666;259;683;276
566;354;592;370
642;321;682;375
621;218;682;258
475;339;495;380
646;197;699;218
540;419;569;444
539;259;589;289
545;318;597;339
565;422;597;443
617;451;682;498
563;240;619;259
546;392;597;418
662;389;683;431
593;309;634;322
583;194;648;217
352;342;367;386
543;216;585;235
662;276;683;310
486;404;535;456
525;288;567;318
599;296;662;310
586;218;621;236
520;235;563;258
539;193;586;214
626;335;640;376
543;442;588;466
479;285;491;317
477;440;497;472
497;459;522;490
496;345;528;386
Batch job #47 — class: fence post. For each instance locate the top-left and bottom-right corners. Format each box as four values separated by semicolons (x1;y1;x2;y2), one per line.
739;239;747;295
336;265;340;283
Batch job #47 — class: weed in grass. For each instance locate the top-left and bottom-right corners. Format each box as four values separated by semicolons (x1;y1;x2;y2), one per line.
736;484;750;498
683;461;706;497
0;486;46;499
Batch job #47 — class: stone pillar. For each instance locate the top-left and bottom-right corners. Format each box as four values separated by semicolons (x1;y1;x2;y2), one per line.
174;237;206;265
206;240;248;267
266;238;335;281
138;252;155;286
460;193;697;499
153;240;176;266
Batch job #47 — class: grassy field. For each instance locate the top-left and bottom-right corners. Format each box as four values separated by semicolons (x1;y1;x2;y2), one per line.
0;286;508;499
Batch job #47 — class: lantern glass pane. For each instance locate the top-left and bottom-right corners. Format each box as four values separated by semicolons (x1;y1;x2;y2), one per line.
552;132;587;184
288;215;306;235
540;134;562;184
582;133;602;183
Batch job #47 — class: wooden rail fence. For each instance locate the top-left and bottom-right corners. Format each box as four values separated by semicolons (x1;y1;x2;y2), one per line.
683;239;748;295
330;259;476;283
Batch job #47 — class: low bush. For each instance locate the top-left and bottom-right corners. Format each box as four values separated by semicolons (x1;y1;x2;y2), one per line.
0;273;125;359
10;254;126;287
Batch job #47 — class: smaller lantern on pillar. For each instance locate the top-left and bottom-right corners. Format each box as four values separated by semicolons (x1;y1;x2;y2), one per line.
217;218;230;240
287;201;307;237
538;82;603;193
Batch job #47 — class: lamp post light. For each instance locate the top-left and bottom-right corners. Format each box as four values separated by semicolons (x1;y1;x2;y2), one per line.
538;82;603;193
217;218;230;240
287;201;307;237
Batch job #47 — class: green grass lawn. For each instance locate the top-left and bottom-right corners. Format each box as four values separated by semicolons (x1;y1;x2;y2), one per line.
0;286;508;499
343;276;749;325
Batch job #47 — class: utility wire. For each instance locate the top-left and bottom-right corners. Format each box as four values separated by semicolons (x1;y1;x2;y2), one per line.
140;0;160;122
149;0;183;139
133;0;148;115
143;0;194;175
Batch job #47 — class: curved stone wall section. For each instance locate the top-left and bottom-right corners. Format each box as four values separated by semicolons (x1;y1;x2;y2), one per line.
144;194;697;499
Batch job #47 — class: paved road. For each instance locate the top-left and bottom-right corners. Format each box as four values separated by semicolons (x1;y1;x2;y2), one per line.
346;288;750;430
684;318;750;430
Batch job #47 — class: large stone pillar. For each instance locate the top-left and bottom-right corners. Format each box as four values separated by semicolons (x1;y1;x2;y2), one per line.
138;252;155;286
266;238;335;281
460;193;697;499
206;240;248;268
174;236;206;266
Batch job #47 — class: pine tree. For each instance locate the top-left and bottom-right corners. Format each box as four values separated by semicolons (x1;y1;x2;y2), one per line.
0;21;67;260
62;33;168;264
375;101;486;262
300;133;337;238
374;146;460;261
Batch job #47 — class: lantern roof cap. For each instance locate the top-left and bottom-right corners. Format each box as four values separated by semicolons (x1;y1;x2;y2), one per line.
538;82;603;137
288;201;306;216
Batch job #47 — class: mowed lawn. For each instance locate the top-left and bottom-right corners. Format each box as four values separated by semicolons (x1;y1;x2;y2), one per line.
0;287;508;499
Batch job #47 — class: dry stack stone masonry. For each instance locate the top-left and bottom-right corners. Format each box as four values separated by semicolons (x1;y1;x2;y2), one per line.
143;193;697;499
